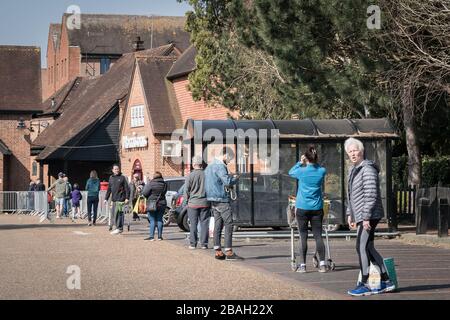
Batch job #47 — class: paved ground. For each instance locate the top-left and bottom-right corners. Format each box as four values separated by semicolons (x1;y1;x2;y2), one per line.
1;214;450;300
0;214;326;300
165;227;450;300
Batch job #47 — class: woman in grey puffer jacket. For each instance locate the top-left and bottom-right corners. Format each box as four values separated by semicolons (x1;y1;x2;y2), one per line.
345;138;395;297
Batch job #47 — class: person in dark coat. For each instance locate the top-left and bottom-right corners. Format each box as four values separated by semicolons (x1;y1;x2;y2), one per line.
104;164;130;235
142;172;167;241
35;179;46;191
70;183;82;221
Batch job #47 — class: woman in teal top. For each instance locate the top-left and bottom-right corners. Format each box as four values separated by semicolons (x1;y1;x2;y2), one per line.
289;145;327;273
85;170;100;226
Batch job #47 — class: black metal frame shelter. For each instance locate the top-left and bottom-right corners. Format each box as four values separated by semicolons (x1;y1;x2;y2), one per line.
183;118;399;230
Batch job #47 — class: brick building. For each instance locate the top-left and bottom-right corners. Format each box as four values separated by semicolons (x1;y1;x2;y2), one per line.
0;46;43;191
32;45;179;187
120;45;233;181
42;14;190;101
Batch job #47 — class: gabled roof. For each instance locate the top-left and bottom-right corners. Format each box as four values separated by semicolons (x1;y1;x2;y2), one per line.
166;45;197;80
0;46;42;112
33;44;177;160
0;139;11;155
137;56;182;134
49;24;62;50
39;77;88;115
63;14;191;55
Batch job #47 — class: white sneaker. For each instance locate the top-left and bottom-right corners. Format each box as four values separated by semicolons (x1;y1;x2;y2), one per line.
110;229;121;235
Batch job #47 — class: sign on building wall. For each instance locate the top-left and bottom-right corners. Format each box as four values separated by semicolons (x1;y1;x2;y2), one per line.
122;136;148;149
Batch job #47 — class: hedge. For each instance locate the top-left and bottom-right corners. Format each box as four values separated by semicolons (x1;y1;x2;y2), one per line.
393;156;450;188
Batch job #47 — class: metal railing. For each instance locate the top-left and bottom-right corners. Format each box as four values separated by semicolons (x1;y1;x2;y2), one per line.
0;191;111;223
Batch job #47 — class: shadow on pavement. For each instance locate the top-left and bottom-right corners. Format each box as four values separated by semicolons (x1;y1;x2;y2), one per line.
0;223;95;230
398;284;450;293
245;254;290;260
332;266;360;272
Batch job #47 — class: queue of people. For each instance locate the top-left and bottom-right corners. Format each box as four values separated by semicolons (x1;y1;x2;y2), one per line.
38;137;395;297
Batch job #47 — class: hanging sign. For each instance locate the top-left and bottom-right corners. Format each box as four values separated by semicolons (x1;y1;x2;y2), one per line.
122;136;148;149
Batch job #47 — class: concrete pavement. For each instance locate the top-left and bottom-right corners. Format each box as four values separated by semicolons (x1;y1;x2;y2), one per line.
0;214;325;300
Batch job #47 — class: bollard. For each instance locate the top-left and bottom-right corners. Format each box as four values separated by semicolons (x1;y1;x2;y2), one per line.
416;198;429;235
438;198;449;238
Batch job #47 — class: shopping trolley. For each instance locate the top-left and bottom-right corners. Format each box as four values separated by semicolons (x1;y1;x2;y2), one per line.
287;195;336;272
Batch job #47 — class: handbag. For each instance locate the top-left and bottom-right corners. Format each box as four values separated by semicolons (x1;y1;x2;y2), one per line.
147;184;167;212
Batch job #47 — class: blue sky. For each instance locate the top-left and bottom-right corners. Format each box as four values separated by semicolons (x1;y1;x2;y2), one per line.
0;0;192;67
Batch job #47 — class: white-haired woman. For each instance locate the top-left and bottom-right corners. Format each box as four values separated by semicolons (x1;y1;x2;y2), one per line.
345;138;395;296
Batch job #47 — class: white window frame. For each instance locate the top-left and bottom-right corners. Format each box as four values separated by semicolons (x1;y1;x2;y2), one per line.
131;105;145;128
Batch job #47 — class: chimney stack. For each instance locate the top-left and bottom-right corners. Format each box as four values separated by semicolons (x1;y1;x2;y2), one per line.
133;36;145;52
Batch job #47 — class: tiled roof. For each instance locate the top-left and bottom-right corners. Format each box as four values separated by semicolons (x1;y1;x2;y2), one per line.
33;45;176;160
64;14;191;55
137;56;181;134
0;46;42;112
166;45;196;80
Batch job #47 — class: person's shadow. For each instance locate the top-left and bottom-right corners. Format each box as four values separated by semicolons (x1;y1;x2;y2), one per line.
397;284;450;293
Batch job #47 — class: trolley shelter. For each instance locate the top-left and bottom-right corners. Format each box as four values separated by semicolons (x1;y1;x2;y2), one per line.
183;119;399;229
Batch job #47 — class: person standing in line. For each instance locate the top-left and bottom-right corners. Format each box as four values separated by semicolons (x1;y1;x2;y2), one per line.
63;175;72;218
184;156;210;250
289;145;328;273
85;170;100;226
345;138;395;296
35;179;46;191
104;164;130;235
129;173;145;222
142;172;167;241
70;183;82;222
205;146;241;261
27;180;36;211
48;172;68;219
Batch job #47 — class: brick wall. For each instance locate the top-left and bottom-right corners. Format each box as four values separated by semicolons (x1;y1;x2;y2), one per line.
0;114;34;191
172;77;233;123
120;66;183;182
42;22;81;100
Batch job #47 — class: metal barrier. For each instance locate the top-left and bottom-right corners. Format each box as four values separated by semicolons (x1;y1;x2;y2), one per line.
0;191;49;215
0;191;111;224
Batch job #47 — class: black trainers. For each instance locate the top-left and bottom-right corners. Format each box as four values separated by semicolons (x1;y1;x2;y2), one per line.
225;251;243;261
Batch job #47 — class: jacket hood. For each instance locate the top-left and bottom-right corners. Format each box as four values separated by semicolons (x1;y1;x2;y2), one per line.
359;159;380;172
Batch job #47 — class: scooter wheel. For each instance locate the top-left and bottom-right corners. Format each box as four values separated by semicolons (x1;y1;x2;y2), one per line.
329;260;336;270
312;255;319;268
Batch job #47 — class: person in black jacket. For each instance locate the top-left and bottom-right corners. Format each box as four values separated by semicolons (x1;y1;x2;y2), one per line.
35;179;46;191
104;164;130;235
142;172;167;241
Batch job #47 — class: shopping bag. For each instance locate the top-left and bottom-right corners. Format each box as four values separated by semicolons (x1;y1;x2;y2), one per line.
133;196;147;214
209;216;215;238
357;263;381;290
357;258;398;290
138;197;146;214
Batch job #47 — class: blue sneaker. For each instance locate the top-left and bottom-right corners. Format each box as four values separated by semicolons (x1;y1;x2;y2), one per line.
372;280;396;294
348;282;373;296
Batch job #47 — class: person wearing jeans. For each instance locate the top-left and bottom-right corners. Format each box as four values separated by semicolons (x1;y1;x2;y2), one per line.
184;156;210;249
205;146;240;261
104;164;130;235
289;145;327;273
85;170;100;226
345;138;395;296
142;172;167;241
148;207;165;240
